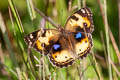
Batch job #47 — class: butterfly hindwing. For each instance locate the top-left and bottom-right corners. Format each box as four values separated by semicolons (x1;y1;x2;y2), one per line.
48;32;93;68
24;29;60;55
48;36;75;68
65;7;94;33
73;32;93;58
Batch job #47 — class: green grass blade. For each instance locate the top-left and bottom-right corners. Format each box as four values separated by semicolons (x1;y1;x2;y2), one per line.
8;0;24;35
103;0;112;80
0;12;18;67
26;0;36;20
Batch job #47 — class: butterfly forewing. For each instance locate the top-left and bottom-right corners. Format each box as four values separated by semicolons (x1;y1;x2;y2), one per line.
24;29;60;55
65;7;94;33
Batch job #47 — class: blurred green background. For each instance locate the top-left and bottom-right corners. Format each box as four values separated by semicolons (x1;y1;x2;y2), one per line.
0;0;119;80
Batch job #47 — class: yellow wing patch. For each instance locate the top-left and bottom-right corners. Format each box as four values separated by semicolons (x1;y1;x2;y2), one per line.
35;40;44;50
36;30;54;46
68;13;91;28
49;50;74;67
51;50;73;62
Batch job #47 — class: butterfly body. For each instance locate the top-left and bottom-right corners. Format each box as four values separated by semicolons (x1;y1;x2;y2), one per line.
24;7;94;68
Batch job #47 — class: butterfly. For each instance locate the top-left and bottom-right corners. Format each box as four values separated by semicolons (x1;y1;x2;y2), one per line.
24;7;94;68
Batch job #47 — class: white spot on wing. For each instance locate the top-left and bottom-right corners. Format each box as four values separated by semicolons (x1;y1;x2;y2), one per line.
30;34;33;39
81;9;85;13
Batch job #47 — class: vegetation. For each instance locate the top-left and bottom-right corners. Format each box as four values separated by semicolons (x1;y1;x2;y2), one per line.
0;0;119;80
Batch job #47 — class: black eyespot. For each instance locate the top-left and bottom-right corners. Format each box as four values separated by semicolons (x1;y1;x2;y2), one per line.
55;56;57;58
83;22;87;27
65;56;67;58
85;40;87;43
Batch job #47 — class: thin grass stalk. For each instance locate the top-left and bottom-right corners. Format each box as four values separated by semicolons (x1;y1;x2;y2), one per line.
8;7;16;37
16;67;22;80
8;0;24;35
27;44;42;79
110;59;120;77
26;0;36;20
44;57;51;79
118;0;120;48
103;0;112;80
33;55;43;79
27;51;39;79
53;72;56;80
0;12;18;67
8;6;30;72
8;0;27;67
42;57;45;80
88;55;100;80
0;61;17;78
68;0;72;12
79;60;84;80
0;55;11;79
109;29;120;64
60;70;65;80
66;67;69;80
79;64;91;80
34;8;58;28
97;0;120;66
22;72;28;80
97;0;113;79
77;66;82;80
100;31;108;62
8;1;38;79
78;1;85;80
0;42;4;65
82;0;86;7
77;0;81;9
91;51;103;80
38;57;42;80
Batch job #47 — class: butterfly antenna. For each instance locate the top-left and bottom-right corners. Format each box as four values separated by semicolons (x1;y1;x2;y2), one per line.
34;7;59;29
83;27;87;37
40;18;46;29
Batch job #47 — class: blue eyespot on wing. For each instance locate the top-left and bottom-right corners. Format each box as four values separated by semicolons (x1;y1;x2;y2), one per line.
53;44;61;50
75;32;82;39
